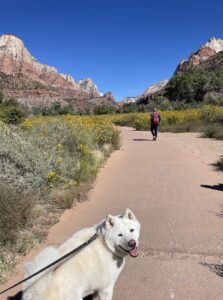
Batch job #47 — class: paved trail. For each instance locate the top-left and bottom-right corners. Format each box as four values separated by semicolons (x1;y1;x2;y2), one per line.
1;127;223;299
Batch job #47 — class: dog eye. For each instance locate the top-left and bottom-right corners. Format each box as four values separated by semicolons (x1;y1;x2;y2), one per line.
130;229;134;232
118;233;123;237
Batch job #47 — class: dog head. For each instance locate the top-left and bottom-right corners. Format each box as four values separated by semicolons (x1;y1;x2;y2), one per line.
103;208;140;258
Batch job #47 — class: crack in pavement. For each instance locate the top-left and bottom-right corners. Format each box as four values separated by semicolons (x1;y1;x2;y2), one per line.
139;247;223;262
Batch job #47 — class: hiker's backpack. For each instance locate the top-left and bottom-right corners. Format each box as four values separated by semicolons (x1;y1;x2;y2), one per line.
152;112;160;125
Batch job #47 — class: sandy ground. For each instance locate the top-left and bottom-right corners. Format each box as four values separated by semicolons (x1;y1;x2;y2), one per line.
163;132;222;165
1;128;223;300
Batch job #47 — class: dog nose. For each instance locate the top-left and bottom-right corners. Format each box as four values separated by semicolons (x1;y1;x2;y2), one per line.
128;239;136;248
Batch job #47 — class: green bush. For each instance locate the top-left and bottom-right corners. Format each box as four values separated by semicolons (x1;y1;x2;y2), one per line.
201;124;223;140
164;68;223;103
0;97;26;124
134;116;150;131
112;113;138;127
46;102;75;115
0;117;120;192
200;106;223;123
0;105;25;124
160;120;204;133
94;104;116;115
122;103;138;113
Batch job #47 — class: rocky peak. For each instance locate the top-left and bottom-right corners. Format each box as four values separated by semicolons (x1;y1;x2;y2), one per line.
175;37;223;74
0;34;100;97
122;96;140;104
143;80;169;96
0;34;25;58
79;78;99;95
204;37;223;53
121;80;168;104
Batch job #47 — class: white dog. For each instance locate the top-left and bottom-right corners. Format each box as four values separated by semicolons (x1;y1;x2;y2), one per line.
22;208;141;300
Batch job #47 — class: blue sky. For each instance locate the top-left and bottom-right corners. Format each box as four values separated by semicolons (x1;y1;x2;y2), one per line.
0;0;223;101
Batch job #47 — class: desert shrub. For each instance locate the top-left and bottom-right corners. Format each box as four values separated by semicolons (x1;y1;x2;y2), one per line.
112;113;137;127
46;102;75;115
0;105;25;124
215;157;223;171
202;124;223;140
107;106;223;136
0;116;121;282
158;101;174;111
0;97;26;124
51;180;93;210
0;184;34;246
18;116;120;189
0;121;51;190
200;105;223;123
94;104;116;115
133;114;150;130
109;110;201;131
21;120;94;188
160;120;204;133
0;116;121;195
122;103;138;113
94;122;121;149
51;189;76;210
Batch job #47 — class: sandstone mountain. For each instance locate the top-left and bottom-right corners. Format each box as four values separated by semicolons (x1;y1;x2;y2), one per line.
0;34;116;111
122;80;168;104
122;96;140;104
123;37;223;106
164;38;223;103
142;80;168;96
196;48;223;71
174;37;223;74
79;78;101;96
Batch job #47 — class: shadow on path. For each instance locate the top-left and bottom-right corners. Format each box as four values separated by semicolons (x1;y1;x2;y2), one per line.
201;262;223;278
208;210;223;219
201;184;223;192
133;139;153;142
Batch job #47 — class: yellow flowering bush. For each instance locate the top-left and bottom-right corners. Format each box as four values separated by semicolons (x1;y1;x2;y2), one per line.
105;106;222;132
47;171;59;181
0;114;123;283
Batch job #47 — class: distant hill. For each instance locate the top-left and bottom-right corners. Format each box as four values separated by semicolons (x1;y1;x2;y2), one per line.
0;34;116;112
123;37;223;107
174;37;223;74
121;80;168;105
165;43;223;103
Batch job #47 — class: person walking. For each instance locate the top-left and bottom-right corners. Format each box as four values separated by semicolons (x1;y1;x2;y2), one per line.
150;108;161;141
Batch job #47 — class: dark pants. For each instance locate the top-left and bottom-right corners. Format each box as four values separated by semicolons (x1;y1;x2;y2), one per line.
151;124;158;138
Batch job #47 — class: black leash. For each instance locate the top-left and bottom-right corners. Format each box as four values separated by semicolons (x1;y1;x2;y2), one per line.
0;232;98;296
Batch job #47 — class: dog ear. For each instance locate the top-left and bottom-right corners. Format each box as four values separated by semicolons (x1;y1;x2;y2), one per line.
106;214;115;227
123;208;137;221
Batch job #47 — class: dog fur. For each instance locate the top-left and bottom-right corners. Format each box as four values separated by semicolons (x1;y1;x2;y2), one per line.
22;208;140;300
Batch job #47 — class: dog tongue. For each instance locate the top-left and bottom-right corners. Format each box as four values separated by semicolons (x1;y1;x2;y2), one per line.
129;247;139;257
